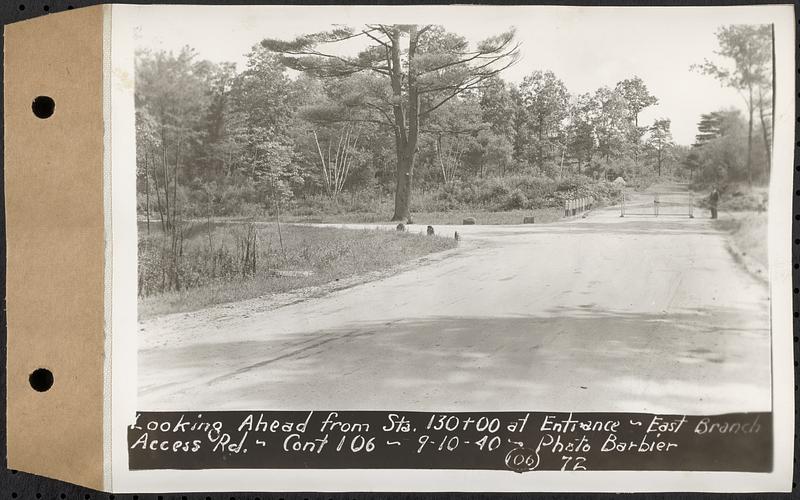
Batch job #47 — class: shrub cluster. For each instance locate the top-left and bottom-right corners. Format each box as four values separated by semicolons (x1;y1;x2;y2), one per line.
718;189;769;212
285;175;623;216
429;175;622;212
138;222;263;297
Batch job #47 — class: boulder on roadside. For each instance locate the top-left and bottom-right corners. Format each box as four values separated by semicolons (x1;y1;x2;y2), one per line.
463;217;476;225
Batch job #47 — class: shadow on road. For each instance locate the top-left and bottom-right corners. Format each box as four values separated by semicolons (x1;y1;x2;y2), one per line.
140;305;771;413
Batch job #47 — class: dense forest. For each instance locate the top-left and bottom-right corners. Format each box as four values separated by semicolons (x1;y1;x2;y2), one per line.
135;24;773;228
136;25;772;227
135;23;774;303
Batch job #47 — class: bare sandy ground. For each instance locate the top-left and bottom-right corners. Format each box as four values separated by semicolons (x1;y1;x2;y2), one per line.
138;185;771;414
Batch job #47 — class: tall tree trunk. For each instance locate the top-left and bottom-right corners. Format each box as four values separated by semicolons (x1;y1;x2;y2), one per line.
771;24;776;160
144;154;151;235
390;25;420;222
657;148;663;177
393;147;414;221
537;120;543;171
161;142;171;230
151;149;166;233
173;137;181;228
746;86;754;187
758;87;771;177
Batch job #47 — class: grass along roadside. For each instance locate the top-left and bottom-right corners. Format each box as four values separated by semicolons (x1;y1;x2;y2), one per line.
713;211;768;282
139;223;457;319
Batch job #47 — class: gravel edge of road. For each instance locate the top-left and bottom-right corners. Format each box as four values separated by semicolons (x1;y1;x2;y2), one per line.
723;237;769;286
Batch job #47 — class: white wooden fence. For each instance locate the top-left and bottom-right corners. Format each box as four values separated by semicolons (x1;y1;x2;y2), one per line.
563;197;594;217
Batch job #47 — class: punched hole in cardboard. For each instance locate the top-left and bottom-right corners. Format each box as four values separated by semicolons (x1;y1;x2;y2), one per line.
29;368;53;392
31;96;55;119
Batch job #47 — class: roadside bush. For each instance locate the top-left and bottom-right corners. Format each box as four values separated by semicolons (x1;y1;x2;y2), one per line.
282;174;624;217
719;188;768;212
502;189;530;210
138;222;258;297
548;176;622;206
288;189;395;217
457;175;621;211
432;184;465;211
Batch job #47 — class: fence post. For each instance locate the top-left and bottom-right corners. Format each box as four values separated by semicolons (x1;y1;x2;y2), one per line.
620;191;625;217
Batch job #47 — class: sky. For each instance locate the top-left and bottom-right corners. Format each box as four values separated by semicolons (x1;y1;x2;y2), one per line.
125;4;787;145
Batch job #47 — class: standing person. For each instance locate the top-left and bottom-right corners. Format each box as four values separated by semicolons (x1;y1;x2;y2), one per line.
709;187;720;219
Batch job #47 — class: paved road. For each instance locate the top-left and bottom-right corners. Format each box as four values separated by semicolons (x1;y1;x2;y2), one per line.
138;185;771;413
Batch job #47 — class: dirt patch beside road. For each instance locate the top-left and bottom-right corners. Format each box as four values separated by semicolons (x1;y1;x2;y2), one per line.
714;211;768;283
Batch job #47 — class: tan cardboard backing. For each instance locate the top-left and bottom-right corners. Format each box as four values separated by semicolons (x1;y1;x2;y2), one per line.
5;5;106;490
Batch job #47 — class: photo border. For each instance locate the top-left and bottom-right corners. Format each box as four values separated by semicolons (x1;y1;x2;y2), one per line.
1;0;798;497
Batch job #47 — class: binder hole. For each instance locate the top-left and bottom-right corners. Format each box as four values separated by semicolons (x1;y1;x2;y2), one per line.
31;96;55;119
43;4;49;11
17;4;24;11
29;368;53;392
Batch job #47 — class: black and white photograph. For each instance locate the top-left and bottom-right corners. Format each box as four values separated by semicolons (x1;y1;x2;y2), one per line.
107;3;795;492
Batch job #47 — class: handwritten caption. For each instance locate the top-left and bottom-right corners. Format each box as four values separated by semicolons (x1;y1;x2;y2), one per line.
128;411;770;472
